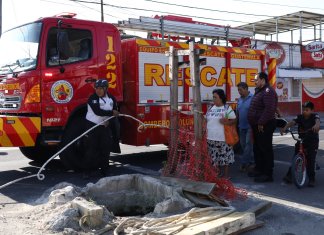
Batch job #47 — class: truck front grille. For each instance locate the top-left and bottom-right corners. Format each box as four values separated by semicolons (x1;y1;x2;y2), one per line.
0;96;21;110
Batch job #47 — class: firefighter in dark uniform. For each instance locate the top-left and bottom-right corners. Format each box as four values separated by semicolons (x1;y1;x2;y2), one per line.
247;72;278;183
84;79;120;176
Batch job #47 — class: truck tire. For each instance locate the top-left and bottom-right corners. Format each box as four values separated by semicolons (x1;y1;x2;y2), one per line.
59;117;88;170
19;145;58;163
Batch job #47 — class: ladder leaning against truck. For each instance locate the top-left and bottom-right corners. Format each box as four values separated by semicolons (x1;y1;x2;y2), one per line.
0;13;270;169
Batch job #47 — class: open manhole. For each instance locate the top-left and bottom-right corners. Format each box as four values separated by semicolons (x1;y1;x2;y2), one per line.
83;174;194;216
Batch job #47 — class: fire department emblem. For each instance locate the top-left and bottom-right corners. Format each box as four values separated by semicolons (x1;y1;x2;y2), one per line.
51;80;73;104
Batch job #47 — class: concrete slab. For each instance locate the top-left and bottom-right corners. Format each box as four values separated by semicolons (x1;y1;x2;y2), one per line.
71;197;103;227
48;186;77;206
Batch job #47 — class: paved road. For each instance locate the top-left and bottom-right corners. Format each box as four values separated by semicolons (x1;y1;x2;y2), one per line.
0;131;324;234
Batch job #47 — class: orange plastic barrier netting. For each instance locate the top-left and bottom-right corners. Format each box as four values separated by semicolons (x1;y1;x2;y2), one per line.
162;112;247;201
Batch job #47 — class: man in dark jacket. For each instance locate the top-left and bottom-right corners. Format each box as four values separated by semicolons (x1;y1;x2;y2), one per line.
248;72;278;182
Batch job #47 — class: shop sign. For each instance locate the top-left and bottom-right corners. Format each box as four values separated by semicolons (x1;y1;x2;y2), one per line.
311;51;324;61
305;41;324;52
265;42;286;65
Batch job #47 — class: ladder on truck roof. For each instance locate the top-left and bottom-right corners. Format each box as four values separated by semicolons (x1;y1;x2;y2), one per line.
116;16;253;42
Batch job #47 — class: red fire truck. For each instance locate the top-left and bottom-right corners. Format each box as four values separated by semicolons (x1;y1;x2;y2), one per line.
0;14;267;167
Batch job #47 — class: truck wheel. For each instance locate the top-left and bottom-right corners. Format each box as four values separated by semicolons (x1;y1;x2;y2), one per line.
19;145;58;163
59;118;88;170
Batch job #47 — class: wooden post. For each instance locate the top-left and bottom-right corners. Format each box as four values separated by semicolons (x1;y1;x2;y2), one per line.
168;46;179;173
189;41;203;150
169;46;179;148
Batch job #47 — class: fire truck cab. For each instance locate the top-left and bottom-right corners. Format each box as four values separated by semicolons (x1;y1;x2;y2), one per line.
0;14;123;166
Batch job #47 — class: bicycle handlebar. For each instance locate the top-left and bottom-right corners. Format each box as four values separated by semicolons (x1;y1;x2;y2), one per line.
286;129;314;142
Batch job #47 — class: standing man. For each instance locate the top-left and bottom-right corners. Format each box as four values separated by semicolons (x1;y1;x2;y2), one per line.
248;72;278;183
237;82;254;172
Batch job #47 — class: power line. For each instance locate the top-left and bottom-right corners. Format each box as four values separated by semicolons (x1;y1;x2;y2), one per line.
228;0;324;12
39;0;122;19
72;0;144;20
40;0;82;7
73;0;121;19
69;0;251;24
142;0;275;18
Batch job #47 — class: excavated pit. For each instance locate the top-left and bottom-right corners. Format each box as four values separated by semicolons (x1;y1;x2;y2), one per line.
83;174;194;216
15;175;255;235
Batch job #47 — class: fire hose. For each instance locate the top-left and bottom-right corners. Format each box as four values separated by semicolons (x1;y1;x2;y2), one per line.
0;114;170;190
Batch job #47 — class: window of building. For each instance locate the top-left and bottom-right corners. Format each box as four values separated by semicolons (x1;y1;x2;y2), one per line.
291;79;301;98
46;28;92;66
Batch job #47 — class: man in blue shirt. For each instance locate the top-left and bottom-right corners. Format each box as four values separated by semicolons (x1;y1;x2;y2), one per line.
237;82;254;171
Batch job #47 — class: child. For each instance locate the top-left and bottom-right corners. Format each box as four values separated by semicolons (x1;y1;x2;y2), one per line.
280;101;320;187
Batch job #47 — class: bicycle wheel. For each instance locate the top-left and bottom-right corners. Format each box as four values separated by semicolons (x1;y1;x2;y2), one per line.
291;154;307;188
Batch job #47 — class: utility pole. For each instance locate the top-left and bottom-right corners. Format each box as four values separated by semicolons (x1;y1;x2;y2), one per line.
0;0;2;37
100;0;104;22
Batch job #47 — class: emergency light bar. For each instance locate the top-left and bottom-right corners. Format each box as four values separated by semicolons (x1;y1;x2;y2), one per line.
54;13;77;18
117;16;253;40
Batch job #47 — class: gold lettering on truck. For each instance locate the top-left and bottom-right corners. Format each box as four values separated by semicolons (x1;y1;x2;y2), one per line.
105;36;117;88
0;83;20;90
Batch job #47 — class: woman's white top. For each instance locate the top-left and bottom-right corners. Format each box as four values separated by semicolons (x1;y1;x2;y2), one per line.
206;105;236;141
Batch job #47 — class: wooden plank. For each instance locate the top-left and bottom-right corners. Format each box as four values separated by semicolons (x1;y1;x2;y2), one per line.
246;201;272;217
176;212;256;235
183;191;228;207
228;220;264;235
159;176;216;195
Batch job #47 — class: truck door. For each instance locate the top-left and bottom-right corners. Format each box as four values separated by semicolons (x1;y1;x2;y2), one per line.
41;23;97;128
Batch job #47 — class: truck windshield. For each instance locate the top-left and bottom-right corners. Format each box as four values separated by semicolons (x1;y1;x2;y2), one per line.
0;22;42;75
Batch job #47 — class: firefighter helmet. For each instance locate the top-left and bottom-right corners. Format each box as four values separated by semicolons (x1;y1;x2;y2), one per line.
95;79;108;88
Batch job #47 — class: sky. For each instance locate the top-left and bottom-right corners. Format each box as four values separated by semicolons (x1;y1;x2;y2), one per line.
2;0;324;43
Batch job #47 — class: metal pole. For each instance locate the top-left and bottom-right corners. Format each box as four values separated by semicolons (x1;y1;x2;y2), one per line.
314;25;316;41
276;17;279;42
299;12;303;44
320;18;322;41
291;30;294;43
252;23;255;39
100;0;104;22
160;16;164;42
225;26;229;47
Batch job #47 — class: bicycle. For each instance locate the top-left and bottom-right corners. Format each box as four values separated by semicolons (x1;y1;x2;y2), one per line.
288;130;311;188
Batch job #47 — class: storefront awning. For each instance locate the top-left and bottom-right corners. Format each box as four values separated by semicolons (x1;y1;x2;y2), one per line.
278;69;322;79
237;11;324;36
